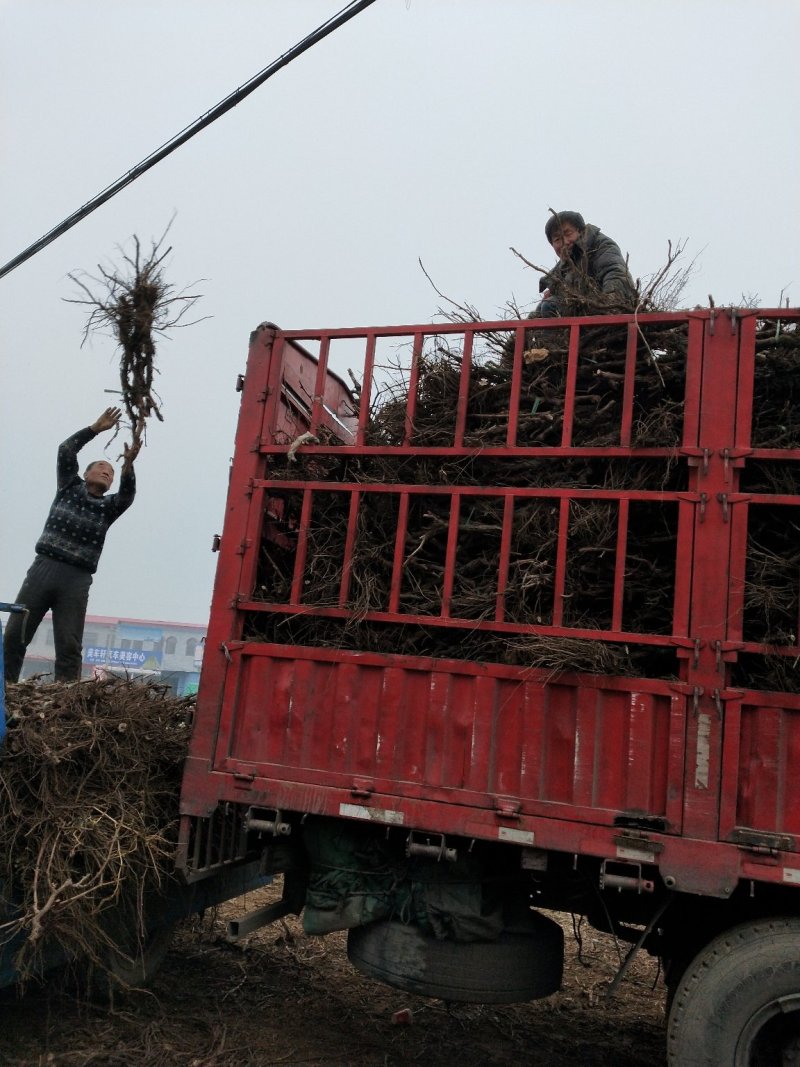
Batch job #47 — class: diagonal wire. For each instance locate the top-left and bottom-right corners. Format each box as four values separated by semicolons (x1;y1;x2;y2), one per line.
0;0;378;281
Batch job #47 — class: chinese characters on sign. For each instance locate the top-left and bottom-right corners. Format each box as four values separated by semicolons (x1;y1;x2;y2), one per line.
83;646;156;667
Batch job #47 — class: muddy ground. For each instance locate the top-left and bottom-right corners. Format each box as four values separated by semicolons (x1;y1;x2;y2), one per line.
1;881;666;1067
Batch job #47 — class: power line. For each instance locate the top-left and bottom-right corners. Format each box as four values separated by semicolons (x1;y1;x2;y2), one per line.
0;0;378;281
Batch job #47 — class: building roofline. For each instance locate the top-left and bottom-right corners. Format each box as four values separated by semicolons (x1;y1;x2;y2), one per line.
42;612;206;631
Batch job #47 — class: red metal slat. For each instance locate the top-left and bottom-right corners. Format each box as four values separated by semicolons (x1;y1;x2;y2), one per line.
782;709;800;835
737;703;782;831
257;478;680;503
277;310;692;343
389;492;410;614
622;692;667;814
424;671;451;788
264;332;288;442
373;667;406;781
453;331;473;448
571;687;600;808
403;332;424;446
518;682;545;802
725;499;749;643
465;675;499;794
611;499;629;632
397;670;435;786
338;489;361;607
289;489;314;606
618;322;639;447
239;597;679;646
349;663;386;777
664;693;687;831
260;444;681;460
437;675;479;791
187;327;277;771
495;495;515;623
506;327;525;447
735;314;756;449
491;676;525;799
356;332;376;447
308;333;331;437
682;317;705;447
551;497;571;626
671;499;695;640
440;493;461;619
718;694;743;839
559;324;581;446
540;684;578;805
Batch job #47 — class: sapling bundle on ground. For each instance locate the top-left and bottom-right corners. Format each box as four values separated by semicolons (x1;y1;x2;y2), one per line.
68;230;203;461
0;677;192;987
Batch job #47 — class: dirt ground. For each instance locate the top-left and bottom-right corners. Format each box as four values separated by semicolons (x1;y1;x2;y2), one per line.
0;881;667;1067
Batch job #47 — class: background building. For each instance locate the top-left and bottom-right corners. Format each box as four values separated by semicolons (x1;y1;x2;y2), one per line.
19;614;205;696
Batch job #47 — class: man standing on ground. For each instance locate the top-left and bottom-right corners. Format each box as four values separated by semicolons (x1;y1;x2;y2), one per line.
3;407;138;682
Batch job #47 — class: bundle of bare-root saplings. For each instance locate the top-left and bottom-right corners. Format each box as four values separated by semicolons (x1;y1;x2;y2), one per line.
250;316;799;692
0;678;191;990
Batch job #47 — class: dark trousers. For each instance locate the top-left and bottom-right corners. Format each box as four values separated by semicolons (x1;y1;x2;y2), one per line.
3;556;92;682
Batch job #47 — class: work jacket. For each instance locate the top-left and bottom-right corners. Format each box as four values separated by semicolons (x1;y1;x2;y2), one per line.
539;224;636;302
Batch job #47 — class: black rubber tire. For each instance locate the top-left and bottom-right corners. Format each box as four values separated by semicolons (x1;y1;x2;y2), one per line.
347;914;563;1004
667;918;800;1067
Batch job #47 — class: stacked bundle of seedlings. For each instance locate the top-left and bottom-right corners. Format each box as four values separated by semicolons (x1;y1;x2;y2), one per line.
251;308;800;690
364;319;688;451
249;314;687;680
734;315;800;691
750;316;800;449
0;677;192;987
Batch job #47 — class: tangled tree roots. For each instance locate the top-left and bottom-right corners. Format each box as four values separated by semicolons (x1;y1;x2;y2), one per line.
68;229;203;460
0;678;191;988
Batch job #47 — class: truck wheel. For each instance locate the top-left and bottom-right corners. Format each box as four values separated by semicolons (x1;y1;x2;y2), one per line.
667;918;800;1066
347;914;563;1004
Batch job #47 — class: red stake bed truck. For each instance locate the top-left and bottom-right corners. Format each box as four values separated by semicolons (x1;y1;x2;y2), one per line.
178;306;800;1066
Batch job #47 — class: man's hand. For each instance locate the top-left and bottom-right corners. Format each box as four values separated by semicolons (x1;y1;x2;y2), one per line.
91;407;122;434
121;440;141;474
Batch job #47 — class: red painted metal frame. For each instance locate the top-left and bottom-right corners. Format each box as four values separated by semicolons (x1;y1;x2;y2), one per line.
180;308;800;898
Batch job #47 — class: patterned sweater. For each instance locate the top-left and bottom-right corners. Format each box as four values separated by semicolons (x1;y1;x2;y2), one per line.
35;426;135;573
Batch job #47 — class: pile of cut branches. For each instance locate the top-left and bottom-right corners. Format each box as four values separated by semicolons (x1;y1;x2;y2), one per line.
0;677;191;986
249;321;687;679
248;314;800;690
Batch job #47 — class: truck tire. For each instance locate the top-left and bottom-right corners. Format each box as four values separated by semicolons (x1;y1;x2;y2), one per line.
347;914;563;1004
667;917;800;1067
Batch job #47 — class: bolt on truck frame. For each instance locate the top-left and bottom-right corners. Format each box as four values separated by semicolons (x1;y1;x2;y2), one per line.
178;307;800;1066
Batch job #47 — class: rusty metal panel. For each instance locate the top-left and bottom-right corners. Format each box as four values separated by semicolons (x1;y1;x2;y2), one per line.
721;693;800;847
212;646;679;826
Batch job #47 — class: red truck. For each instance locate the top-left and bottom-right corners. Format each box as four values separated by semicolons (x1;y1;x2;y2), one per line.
178;306;800;1066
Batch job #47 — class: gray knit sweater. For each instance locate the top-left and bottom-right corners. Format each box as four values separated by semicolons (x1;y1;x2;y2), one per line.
35;426;135;573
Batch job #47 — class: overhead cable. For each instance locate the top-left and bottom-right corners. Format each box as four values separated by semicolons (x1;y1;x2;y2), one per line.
0;0;378;281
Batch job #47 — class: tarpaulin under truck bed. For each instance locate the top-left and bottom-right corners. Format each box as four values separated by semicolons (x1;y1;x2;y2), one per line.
178;307;800;902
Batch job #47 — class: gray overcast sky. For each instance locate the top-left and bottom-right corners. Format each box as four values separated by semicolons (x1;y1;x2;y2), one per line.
1;0;798;625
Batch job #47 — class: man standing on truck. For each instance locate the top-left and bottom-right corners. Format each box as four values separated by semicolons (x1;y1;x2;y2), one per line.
503;211;638;366
3;407;138;683
537;210;637;317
